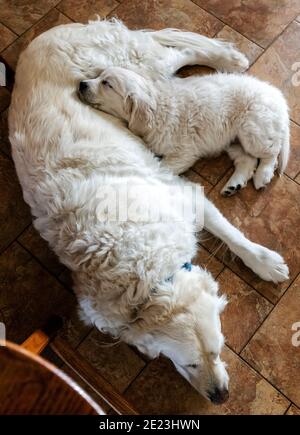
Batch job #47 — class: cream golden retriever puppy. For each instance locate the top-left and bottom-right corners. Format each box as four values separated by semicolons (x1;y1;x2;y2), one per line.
79;66;289;196
9;19;289;405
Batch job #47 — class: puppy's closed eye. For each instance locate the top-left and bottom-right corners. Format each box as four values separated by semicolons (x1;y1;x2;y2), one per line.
102;80;113;89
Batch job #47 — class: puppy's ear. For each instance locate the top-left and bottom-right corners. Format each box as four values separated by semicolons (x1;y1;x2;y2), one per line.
127;89;156;135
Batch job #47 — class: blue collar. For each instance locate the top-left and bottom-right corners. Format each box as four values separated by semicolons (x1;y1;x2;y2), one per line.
182;262;192;272
165;262;192;283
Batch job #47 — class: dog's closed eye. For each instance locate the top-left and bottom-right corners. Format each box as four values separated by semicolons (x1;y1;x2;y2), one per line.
186;363;198;369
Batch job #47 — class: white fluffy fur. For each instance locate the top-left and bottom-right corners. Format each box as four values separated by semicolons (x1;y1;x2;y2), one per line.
9;19;289;403
80;67;290;195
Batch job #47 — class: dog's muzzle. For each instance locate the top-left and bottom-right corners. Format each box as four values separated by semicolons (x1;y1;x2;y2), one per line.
208;387;229;405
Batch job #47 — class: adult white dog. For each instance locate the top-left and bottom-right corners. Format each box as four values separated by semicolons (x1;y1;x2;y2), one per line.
9;19;289;404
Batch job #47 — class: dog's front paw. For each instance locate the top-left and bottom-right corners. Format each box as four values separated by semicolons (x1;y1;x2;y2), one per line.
246;244;289;283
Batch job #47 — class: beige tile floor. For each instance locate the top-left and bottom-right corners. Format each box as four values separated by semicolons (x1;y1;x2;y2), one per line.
0;0;300;415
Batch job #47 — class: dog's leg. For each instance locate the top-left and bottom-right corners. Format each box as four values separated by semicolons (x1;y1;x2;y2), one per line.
151;29;249;73
253;156;278;190
221;144;258;196
202;197;289;283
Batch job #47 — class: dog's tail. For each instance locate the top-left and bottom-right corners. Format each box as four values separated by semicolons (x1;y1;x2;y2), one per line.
150;28;249;72
278;126;290;174
151;28;230;64
151;28;226;50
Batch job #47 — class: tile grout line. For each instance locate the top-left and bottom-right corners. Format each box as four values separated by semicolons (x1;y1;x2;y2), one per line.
121;362;150;398
16;239;75;295
232;346;297;410
190;1;264;48
0;6;72;63
199;227;277;305
225;342;293;411
284;404;293;415
191;0;300;52
0;222;31;256
72;326;149;401
53;6;75;23
57;1;122;24
193;162;232;187
0;19;21;36
74;326;94;350
238;270;300;356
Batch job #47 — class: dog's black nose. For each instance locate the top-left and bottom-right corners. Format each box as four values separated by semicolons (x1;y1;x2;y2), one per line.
79;81;88;92
208;387;229;405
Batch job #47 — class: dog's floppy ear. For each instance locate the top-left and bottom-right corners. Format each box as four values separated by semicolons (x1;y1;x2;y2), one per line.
129;291;174;332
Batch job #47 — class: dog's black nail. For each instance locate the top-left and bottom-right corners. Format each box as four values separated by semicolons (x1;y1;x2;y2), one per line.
229;186;235;190
236;184;241;190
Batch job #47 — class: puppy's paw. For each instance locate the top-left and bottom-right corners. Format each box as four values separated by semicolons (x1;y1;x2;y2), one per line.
221;171;251;196
221;183;242;197
253;167;274;190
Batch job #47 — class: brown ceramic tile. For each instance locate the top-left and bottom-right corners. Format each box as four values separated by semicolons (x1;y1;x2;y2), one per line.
0;109;11;157
125;347;289;414
2;9;72;70
192;152;232;186
203;174;300;304
40;310;91;366
249;21;300;125
78;328;145;392
193;247;224;279
286;121;300;179
0;153;31;252
58;0;119;22
218;268;272;353
59;307;92;349
216;26;264;66
183;168;213;194
0;242;77;343
0;87;10;112
111;0;223;36
0;0;59;35
61;364;110;412
286;405;300;415
0;23;16;52
242;274;300;407
296;15;300;23
295;172;300;184
18;224;65;276
194;0;300;48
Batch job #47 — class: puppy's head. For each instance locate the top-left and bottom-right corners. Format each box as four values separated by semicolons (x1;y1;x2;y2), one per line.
123;265;229;404
78;67;156;132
